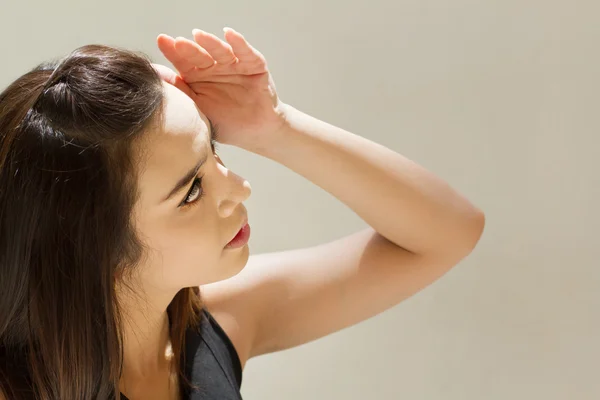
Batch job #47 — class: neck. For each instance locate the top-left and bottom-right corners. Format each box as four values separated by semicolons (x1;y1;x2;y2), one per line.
116;283;178;381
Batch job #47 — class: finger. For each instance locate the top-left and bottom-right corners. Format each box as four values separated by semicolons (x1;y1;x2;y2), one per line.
191;29;238;66
151;63;177;84
157;34;203;76
169;75;197;99
151;63;197;99
222;27;266;65
174;36;216;69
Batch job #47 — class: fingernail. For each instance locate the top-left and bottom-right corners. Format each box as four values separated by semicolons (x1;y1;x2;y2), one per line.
192;28;202;35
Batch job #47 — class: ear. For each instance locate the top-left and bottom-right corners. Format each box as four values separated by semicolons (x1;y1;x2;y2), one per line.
151;63;197;100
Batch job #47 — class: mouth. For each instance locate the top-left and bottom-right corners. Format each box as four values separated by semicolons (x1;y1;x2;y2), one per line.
225;217;250;249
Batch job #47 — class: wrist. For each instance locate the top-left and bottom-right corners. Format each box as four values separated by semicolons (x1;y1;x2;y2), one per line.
238;102;297;157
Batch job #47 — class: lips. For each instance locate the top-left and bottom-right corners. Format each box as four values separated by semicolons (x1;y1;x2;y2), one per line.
231;217;247;241
225;217;250;249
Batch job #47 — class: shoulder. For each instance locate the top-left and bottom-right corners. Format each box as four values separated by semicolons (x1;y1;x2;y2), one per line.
200;300;252;370
199;253;275;368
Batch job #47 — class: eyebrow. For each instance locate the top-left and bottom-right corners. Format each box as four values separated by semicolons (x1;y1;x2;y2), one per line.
163;118;217;203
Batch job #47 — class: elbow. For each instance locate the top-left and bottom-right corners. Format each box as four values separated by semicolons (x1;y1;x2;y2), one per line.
437;208;486;263
467;209;486;250
455;208;486;258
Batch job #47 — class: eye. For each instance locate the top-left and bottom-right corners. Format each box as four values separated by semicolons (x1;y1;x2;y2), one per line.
178;138;217;210
180;176;204;209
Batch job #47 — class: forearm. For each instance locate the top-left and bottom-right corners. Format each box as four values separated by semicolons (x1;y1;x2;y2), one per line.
245;103;485;258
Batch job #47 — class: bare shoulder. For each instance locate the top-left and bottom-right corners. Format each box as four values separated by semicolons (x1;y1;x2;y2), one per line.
199;268;265;369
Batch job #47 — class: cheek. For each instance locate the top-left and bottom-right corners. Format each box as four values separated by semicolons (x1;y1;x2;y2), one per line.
145;234;222;288
156;216;224;284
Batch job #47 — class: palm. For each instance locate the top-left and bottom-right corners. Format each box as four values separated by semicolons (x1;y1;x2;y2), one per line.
156;28;286;147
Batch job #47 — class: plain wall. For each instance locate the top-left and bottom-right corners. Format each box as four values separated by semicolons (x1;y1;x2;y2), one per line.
1;0;598;399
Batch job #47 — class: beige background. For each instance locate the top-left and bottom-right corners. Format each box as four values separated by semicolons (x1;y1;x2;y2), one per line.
1;0;598;399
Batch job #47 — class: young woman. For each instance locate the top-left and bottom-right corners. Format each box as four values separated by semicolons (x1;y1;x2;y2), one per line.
0;27;484;399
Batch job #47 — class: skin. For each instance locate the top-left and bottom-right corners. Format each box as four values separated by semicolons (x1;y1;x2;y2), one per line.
117;82;251;397
152;26;483;380
0;27;485;400
116;28;486;398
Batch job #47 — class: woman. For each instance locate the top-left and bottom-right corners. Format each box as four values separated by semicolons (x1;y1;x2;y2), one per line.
0;27;485;399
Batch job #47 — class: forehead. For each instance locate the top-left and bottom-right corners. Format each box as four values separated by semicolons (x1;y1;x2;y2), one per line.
135;82;210;202
152;82;207;152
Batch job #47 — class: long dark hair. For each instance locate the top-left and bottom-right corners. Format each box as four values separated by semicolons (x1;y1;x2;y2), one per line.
0;45;203;399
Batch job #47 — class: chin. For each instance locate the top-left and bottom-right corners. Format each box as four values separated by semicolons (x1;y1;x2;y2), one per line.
217;244;250;282
229;244;250;276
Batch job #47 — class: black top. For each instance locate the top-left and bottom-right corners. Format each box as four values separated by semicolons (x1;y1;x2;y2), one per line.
120;309;243;400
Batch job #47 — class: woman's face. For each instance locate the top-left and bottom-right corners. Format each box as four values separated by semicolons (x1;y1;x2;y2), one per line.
130;82;251;292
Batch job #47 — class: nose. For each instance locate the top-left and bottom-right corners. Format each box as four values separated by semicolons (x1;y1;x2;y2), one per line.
214;155;252;218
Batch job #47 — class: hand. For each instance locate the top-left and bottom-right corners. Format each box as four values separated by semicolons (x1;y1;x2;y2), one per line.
152;62;197;98
156;27;288;149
